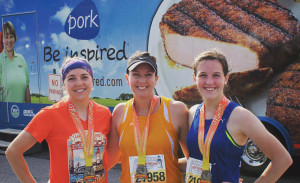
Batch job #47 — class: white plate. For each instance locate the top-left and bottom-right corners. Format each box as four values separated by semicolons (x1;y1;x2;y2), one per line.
148;0;194;99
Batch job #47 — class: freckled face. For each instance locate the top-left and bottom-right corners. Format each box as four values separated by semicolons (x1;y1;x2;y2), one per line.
125;63;158;99
193;60;228;101
64;68;93;102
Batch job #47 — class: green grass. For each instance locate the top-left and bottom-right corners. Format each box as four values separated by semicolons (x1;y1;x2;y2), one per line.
31;96;55;104
91;98;126;107
30;96;125;107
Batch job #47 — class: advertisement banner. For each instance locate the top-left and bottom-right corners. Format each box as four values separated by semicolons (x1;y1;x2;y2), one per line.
1;0;300;143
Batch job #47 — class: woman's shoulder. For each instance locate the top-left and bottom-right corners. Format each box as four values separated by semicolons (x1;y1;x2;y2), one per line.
229;105;259;128
14;52;26;60
38;100;66;114
112;102;127;116
231;105;254;118
169;99;188;116
33;101;66;120
169;98;188;109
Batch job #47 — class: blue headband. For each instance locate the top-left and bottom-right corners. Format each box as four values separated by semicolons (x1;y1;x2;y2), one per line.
62;58;93;81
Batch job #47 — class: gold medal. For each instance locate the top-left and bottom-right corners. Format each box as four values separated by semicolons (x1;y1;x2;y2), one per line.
84;166;95;181
135;164;148;181
200;170;212;182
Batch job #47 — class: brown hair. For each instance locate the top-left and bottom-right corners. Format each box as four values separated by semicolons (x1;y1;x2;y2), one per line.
193;48;229;76
2;21;17;42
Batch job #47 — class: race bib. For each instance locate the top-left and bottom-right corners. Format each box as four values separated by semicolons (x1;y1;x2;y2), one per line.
185;157;212;183
129;154;167;183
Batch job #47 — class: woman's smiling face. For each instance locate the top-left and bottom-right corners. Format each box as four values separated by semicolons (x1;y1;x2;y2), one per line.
126;63;158;99
64;68;93;103
193;60;228;101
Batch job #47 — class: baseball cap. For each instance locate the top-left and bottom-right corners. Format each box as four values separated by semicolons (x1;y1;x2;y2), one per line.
127;55;157;74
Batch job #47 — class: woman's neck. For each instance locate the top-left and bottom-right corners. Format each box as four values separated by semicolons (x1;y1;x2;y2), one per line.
203;95;223;119
70;98;90;121
133;95;158;116
5;50;14;61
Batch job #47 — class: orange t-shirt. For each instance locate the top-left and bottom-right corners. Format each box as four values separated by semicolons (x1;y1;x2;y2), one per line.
118;96;183;183
25;99;111;183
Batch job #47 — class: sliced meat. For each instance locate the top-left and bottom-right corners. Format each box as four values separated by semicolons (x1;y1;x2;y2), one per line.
266;63;300;144
228;67;274;98
172;84;203;105
160;0;300;74
231;0;300;37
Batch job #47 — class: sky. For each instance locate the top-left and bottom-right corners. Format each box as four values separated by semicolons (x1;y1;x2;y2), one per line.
0;0;163;99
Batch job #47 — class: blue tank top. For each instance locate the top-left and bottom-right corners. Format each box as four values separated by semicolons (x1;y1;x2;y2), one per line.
187;101;245;183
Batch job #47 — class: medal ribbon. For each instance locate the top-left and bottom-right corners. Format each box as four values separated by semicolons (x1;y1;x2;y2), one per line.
198;95;229;171
132;96;158;165
68;100;95;166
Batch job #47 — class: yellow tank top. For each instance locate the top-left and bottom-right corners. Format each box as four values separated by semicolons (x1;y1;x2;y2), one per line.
118;96;183;183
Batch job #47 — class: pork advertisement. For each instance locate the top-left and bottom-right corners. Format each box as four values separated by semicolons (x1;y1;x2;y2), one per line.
0;0;299;145
149;0;300;145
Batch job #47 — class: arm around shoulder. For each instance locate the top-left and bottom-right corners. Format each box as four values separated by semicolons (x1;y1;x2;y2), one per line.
106;102;125;170
170;100;189;171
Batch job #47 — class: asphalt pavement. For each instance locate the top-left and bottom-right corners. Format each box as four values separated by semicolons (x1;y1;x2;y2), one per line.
0;150;121;183
1;150;299;183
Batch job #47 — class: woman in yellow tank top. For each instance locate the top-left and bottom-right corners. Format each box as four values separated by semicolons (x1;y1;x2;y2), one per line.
106;51;189;183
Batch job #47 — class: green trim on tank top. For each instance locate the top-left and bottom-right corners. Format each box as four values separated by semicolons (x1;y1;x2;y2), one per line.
225;129;243;148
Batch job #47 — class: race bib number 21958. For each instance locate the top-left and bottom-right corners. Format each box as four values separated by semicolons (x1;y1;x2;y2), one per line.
129;154;167;183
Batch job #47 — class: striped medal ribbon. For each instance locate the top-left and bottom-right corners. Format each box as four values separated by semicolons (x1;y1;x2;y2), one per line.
132;96;158;180
68;100;95;166
198;95;229;182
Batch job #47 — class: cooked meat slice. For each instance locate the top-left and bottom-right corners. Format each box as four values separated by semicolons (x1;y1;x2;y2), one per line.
160;0;267;72
231;0;300;37
173;84;203;104
271;63;300;89
228;67;274;97
266;105;300;143
267;88;300;108
266;63;300;144
198;0;289;46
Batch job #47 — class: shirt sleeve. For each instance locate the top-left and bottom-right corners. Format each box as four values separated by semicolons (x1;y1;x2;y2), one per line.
25;108;53;143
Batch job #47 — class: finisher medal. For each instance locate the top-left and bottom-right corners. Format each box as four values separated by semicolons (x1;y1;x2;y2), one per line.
84;166;95;181
135;164;148;181
200;170;212;182
131;96;158;182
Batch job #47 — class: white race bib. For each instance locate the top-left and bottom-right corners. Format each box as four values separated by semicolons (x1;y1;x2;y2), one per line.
185;157;212;183
129;154;167;183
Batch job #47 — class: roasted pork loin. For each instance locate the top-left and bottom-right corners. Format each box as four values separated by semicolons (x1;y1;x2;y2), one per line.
160;0;300;101
266;63;300;144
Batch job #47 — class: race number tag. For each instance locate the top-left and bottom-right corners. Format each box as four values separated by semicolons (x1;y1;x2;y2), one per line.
129;154;167;183
185;157;212;183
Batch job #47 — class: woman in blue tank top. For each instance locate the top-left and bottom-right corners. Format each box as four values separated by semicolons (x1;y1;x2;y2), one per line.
186;48;292;183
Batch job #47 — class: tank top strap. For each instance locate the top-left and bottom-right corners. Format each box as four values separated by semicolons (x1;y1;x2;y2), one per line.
158;96;178;142
118;99;133;139
191;103;203;130
159;96;171;123
222;101;239;122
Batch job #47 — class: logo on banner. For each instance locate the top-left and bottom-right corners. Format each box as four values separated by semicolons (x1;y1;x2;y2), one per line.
64;0;100;40
11;105;20;118
23;109;36;117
